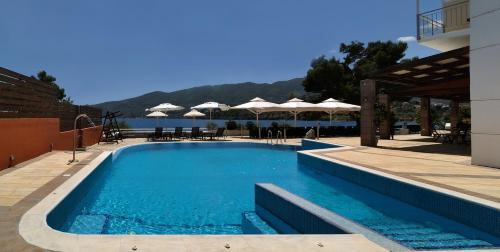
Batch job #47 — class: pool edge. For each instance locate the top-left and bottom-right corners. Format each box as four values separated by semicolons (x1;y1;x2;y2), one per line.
18;142;388;252
20;140;500;251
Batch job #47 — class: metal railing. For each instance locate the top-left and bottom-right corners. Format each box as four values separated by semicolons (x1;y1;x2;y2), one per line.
417;1;469;39
267;130;273;145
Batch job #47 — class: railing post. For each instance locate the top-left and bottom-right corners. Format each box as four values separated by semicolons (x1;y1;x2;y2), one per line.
416;0;420;39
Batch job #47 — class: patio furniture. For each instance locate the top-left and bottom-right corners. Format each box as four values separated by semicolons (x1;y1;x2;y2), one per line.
214;127;226;140
190;127;202;140
173;127;184;139
448;123;471;144
148;127;164;141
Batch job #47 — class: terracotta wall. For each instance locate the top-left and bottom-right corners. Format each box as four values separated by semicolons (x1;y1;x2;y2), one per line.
0;118;102;171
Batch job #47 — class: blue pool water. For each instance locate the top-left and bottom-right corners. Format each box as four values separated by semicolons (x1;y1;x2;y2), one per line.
49;142;500;250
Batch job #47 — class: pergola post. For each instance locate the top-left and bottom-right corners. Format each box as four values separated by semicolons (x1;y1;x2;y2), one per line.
360;79;377;146
378;94;391;139
450;99;459;129
420;97;432;136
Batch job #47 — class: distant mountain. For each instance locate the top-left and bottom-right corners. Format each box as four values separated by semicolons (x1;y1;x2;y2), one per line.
92;78;306;117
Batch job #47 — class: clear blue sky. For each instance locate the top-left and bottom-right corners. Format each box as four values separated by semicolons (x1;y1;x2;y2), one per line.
1;0;438;104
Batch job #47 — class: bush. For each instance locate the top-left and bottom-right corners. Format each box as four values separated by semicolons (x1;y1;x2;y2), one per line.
225;120;238;130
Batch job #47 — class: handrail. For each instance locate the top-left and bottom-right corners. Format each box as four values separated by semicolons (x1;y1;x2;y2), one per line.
267;130;273;145
276;130;283;144
69;114;95;163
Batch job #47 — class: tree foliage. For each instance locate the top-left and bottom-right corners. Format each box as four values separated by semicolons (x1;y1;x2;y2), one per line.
33;70;73;104
303;41;408;104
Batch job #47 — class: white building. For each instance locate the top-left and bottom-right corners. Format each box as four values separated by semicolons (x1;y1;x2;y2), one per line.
417;0;500;168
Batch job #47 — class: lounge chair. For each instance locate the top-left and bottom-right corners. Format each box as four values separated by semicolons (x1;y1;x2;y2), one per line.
148;127;163;141
432;125;450;142
202;127;225;140
173;127;183;140
215;127;225;140
190;127;201;140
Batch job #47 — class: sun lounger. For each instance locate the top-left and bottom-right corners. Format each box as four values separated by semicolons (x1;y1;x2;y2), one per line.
148;127;164;141
190;127;201;140
173;127;183;140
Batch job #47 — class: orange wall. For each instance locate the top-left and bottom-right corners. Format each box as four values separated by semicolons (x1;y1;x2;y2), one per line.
0;118;102;171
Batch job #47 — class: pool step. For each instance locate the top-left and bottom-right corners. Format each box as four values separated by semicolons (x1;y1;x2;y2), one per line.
376;225;493;249
241;211;278;234
68;214;107;234
406;238;493;250
359;218;495;249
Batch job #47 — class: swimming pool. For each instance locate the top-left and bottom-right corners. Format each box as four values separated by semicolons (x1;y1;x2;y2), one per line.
48;142;500;250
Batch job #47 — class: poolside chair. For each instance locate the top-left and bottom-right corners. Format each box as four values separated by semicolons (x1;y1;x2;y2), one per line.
147;127;163;141
432;125;445;142
173;127;184;140
190;127;201;140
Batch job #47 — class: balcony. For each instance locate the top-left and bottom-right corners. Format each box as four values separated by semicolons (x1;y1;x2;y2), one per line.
417;0;470;51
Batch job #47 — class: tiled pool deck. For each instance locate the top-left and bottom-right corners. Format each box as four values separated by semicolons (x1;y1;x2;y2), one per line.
1;135;500;251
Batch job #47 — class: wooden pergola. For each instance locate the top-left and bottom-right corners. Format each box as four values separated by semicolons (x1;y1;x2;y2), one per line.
360;47;470;146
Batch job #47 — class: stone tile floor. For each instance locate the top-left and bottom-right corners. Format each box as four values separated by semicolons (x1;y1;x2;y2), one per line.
318;135;500;202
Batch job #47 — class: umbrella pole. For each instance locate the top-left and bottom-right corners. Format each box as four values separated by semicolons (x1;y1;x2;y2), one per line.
283;114;287;142
257;113;260;139
294;113;297;128
329;112;332;126
209;109;212;121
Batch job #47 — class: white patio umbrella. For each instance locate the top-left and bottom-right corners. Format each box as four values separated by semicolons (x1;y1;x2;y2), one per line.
278;98;323;127
315;98;361;126
183;109;206;126
147;103;184;112
146;111;168;126
191;101;230;121
231;97;281;138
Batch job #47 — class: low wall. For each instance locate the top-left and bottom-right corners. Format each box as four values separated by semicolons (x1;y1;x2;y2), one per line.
0;118;102;171
55;126;102;150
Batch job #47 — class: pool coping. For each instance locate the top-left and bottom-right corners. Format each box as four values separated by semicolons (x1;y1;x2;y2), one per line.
18;141;387;252
17;140;500;251
299;148;500;211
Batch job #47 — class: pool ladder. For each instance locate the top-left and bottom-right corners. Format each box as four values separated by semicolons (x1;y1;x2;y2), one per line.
267;130;284;145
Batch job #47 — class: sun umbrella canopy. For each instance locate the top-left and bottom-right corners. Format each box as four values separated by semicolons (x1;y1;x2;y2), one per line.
183;109;206;117
148;103;184;112
278;98;323;112
146;111;168;117
315;98;361;112
231;97;281;113
191;101;230;120
315;98;361;125
191;101;230;111
277;98;323;127
231;97;282;139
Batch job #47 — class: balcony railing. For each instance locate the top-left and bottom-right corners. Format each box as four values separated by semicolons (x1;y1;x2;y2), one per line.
417;1;469;39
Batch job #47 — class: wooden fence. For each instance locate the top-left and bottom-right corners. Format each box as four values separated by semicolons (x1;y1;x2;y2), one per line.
0;67;101;131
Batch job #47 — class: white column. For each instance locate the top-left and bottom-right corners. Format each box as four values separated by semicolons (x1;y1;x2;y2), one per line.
470;1;500;168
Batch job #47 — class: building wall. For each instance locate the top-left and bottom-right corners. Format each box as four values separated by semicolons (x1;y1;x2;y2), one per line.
0;118;102;171
470;1;500;168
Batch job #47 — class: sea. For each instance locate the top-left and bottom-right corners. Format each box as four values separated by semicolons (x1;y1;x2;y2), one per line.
118;118;357;129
